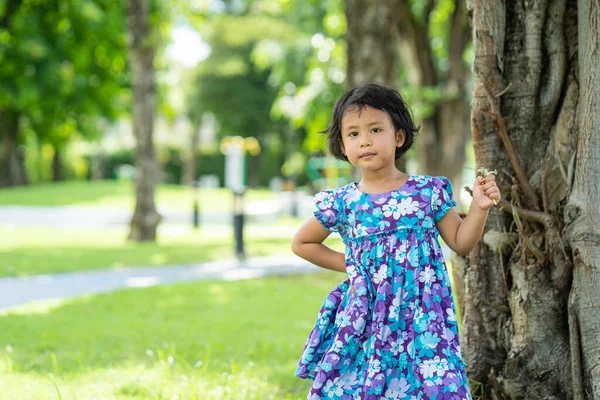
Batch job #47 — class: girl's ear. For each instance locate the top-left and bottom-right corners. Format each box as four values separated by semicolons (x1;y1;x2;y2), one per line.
395;129;405;147
340;138;346;155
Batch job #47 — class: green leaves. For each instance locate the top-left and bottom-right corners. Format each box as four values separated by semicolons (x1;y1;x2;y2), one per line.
1;0;128;145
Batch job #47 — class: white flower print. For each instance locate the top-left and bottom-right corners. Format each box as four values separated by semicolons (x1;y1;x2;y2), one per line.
390;339;404;355
385;377;411;399
316;191;334;209
324;379;344;397
389;295;401;320
419;267;437;284
355;224;369;236
345;188;362;204
395;243;407;263
353;316;365;331
368;359;382;373
431;185;441;208
331;339;344;352
382;199;401;219
419;357;449;379
446;307;456;322
373;264;388;284
398;197;419;216
419;359;439;379
339;370;359;390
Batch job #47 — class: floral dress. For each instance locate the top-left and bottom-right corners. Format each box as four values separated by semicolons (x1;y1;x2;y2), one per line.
295;175;472;400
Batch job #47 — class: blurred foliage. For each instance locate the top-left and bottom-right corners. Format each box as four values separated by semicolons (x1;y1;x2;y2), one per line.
0;0;472;185
402;0;473;121
0;0;129;148
184;0;346;180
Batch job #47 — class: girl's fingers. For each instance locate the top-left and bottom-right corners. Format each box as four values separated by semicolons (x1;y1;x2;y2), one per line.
483;182;498;190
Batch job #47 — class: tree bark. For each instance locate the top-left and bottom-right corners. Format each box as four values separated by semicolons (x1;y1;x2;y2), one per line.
346;0;398;89
1;109;28;187
51;146;63;182
126;0;161;241
459;0;600;398
565;0;600;397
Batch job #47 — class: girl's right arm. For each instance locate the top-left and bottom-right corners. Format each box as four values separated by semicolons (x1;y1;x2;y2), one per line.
291;216;346;273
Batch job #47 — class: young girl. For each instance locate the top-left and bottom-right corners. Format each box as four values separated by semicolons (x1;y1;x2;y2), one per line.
291;84;500;400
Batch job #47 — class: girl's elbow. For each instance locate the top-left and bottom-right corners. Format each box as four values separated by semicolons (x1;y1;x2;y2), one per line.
291;239;304;257
453;245;473;256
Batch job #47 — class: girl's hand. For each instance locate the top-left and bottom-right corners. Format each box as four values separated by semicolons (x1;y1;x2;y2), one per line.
473;169;501;211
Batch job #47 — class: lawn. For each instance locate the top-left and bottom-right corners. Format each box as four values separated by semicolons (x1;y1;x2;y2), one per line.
0;180;280;210
0;223;345;278
0;272;346;399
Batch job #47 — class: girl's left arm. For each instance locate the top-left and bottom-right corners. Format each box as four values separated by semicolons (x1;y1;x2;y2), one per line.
436;174;501;256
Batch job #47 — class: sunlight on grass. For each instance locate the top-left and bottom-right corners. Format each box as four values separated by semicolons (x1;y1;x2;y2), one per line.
0;273;345;399
0;180;280;210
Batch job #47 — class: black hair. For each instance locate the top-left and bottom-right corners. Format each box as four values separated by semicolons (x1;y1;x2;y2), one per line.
323;83;419;161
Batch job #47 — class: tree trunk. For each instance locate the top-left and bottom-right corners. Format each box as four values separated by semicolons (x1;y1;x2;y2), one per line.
1;109;28;187
346;0;398;89
565;0;600;397
458;0;599;398
126;0;160;241
345;0;407;175
395;0;470;199
51;146;63;182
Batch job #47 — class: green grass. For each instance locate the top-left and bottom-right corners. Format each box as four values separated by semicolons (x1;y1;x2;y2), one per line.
0;223;344;278
0;272;346;399
0;180;278;209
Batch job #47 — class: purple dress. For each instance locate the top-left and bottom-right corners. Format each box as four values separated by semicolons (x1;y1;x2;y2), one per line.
295;175;472;399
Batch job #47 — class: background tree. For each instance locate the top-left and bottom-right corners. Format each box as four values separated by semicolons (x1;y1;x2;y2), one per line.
346;0;398;88
127;0;160;241
0;0;128;186
455;0;600;398
344;0;471;187
396;0;470;185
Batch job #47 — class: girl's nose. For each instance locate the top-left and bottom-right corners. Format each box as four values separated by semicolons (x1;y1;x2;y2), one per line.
359;134;371;147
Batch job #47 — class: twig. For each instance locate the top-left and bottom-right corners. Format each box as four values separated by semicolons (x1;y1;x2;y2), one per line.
481;82;541;211
511;202;545;263
464;186;552;226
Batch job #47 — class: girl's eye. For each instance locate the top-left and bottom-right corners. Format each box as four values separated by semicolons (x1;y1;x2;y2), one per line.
348;132;358;137
371;128;381;133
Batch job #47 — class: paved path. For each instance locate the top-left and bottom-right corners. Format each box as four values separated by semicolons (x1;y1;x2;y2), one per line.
0;255;324;311
0;193;314;228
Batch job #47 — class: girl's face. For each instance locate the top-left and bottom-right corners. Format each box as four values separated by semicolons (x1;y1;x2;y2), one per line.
340;105;404;172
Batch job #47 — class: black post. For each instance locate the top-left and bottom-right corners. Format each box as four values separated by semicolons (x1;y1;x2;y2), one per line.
232;186;245;259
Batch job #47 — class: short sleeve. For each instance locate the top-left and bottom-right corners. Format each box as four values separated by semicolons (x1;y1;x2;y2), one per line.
432;176;458;223
313;189;341;233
